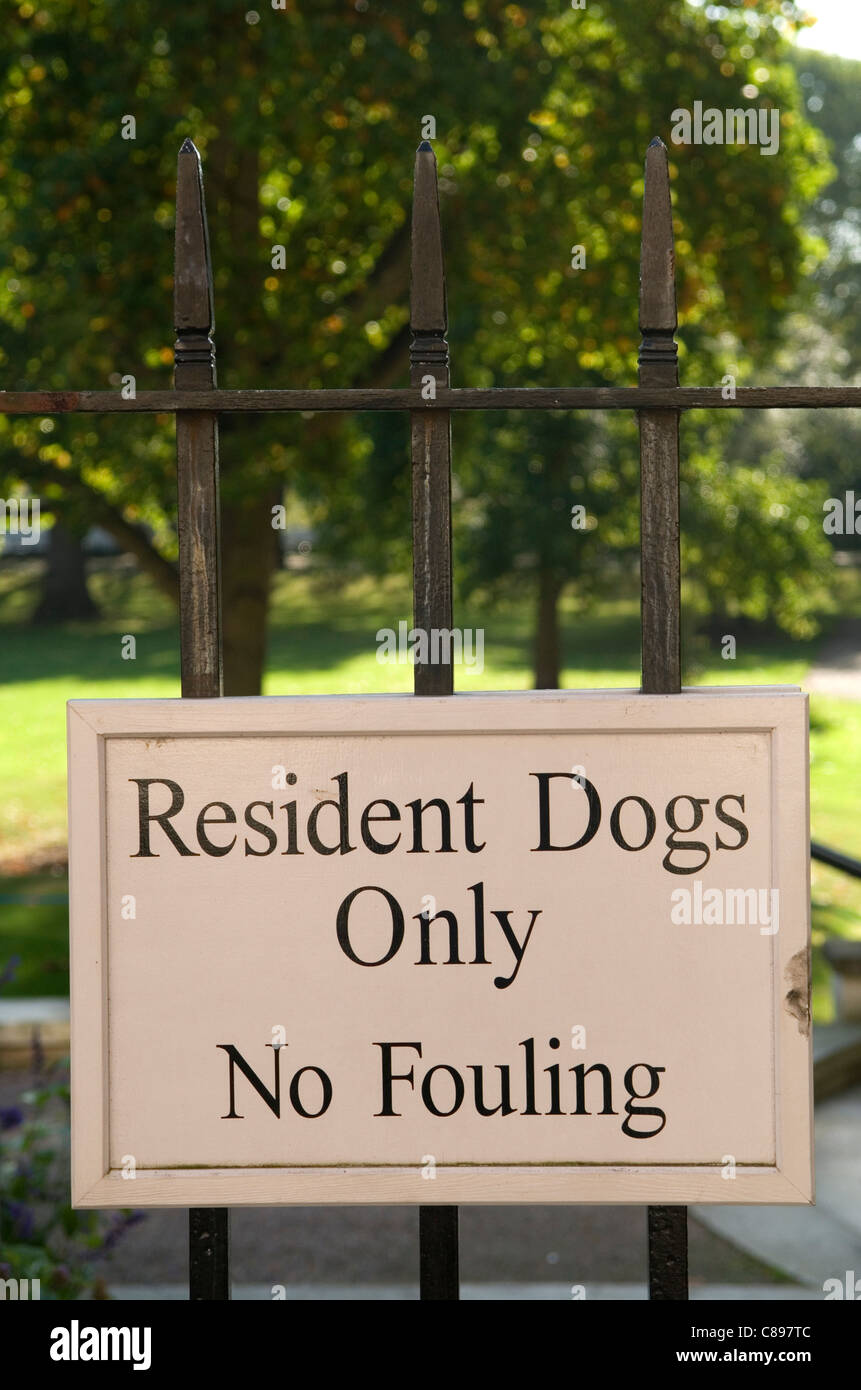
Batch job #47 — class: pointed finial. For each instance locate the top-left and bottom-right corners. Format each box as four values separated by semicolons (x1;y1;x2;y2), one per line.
639;139;677;337
411;143;447;334
175;140;214;336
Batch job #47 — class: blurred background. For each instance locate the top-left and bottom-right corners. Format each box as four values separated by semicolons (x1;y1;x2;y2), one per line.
1;0;860;1298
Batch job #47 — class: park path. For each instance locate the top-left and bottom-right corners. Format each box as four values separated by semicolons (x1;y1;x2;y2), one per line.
695;1079;861;1290
806;618;861;699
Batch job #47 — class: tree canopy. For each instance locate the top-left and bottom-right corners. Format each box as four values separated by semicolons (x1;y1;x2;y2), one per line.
0;0;836;686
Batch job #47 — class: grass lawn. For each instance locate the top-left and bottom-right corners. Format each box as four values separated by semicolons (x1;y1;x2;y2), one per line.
1;559;860;1016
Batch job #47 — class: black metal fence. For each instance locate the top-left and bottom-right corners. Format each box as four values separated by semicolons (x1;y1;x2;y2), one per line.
5;132;860;1301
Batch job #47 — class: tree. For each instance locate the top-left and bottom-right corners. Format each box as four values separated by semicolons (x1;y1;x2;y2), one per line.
0;0;830;688
451;409;640;688
724;48;861;554
287;2;835;685
33;522;100;624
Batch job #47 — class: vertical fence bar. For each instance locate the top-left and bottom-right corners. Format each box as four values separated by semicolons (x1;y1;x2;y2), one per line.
410;139;459;1301
638;137;688;1301
175;138;222;700
174;138;230;1301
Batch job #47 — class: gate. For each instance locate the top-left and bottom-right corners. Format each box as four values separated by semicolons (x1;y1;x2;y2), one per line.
5;132;860;1302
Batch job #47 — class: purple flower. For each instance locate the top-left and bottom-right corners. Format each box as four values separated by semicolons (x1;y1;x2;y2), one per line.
4;1201;35;1241
97;1210;145;1255
0;1106;23;1130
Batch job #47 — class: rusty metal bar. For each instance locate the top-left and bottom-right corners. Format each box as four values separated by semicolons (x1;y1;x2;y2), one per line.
175;138;222;703
639;138;681;696
189;1208;230;1303
410;139;459;1301
411;140;454;698
648;1206;689;1301
2;385;859;414
638;137;689;1301
175;138;230;1301
419;1206;459;1301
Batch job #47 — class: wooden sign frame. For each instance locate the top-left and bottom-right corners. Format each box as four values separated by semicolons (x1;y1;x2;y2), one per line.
68;687;812;1208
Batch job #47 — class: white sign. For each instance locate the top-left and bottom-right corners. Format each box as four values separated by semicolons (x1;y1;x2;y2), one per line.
68;689;812;1206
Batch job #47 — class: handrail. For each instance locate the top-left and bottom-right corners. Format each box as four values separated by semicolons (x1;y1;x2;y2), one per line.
812;842;861;880
1;843;859;895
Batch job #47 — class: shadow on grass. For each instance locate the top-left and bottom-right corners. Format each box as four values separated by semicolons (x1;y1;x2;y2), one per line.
263;588;647;682
0;623;182;686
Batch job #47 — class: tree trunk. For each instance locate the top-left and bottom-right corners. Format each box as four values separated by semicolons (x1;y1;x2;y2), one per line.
220;487;281;694
534;567;561;689
201;109;413;696
33;523;100;624
30;461;179;604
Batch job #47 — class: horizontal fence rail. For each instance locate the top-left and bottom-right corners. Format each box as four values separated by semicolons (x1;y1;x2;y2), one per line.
1;386;860;415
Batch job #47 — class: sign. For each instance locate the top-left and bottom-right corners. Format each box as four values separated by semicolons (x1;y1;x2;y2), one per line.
68;689;812;1206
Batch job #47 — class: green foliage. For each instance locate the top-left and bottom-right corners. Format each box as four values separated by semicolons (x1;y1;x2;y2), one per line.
723;48;861;561
790;49;861;348
681;445;836;637
0;1;832;635
452;408;639;605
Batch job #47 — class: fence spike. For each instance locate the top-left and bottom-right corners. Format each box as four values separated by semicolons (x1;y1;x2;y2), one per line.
409;135;451;695
637;133;680;680
175;138;215;348
411;142;447;335
173;135;219;688
639;137;677;347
